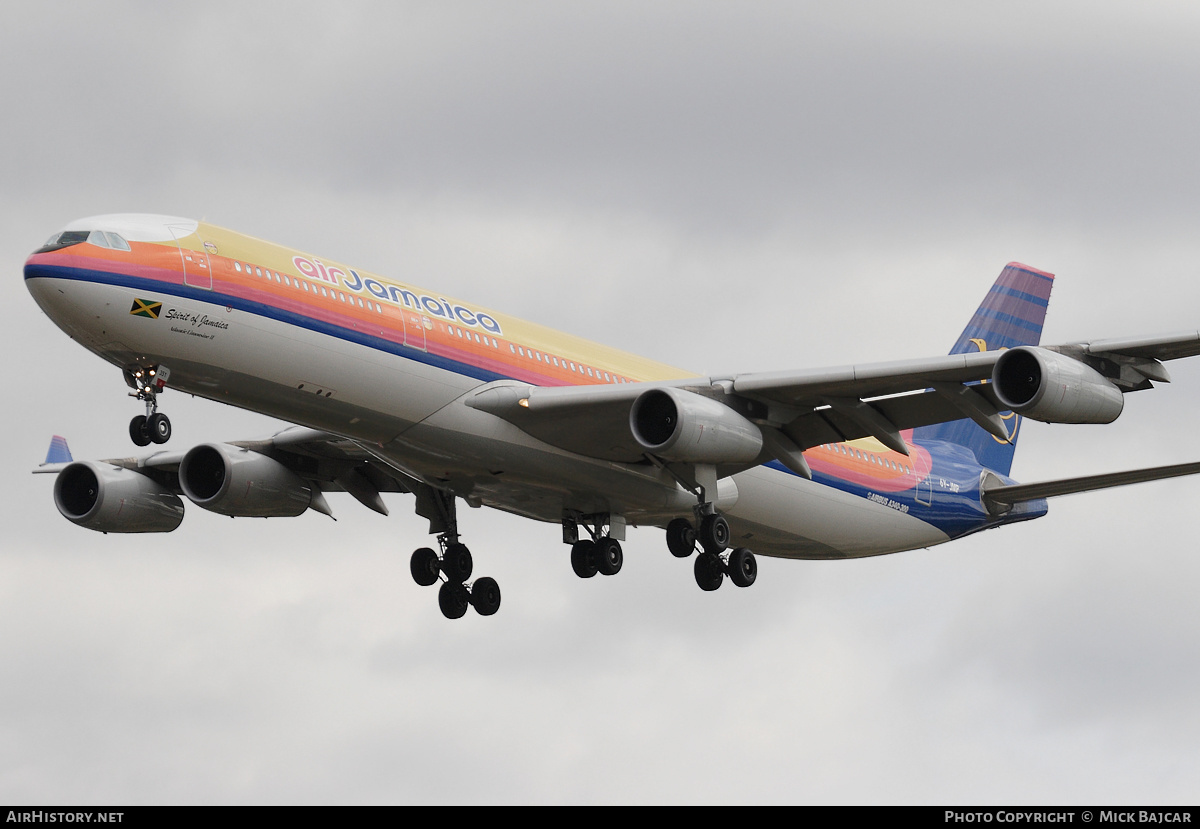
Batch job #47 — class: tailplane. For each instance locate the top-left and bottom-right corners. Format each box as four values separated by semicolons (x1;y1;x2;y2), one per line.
913;262;1054;476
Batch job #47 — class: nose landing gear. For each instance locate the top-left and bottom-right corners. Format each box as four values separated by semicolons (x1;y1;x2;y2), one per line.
125;364;172;446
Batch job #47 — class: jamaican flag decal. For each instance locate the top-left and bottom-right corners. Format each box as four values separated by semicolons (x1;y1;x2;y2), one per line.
130;298;162;319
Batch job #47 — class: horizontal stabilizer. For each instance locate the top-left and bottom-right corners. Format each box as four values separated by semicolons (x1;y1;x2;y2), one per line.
983;460;1200;506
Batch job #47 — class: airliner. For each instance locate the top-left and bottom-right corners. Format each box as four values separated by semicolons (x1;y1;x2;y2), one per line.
25;214;1200;619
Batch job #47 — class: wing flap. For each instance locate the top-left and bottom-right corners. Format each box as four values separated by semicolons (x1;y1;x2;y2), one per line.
778;385;1008;450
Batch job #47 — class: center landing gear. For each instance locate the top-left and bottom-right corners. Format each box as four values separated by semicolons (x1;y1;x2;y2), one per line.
563;514;623;579
125;364;172;446
665;513;757;592
407;485;501;619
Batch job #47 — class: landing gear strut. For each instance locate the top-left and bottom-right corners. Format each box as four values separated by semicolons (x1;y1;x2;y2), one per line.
407;485;501;619
125;364;172;446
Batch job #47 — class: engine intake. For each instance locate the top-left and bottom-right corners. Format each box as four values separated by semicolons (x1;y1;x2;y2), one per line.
630;388;763;464
992;346;1124;424
179;443;313;517
53;461;184;533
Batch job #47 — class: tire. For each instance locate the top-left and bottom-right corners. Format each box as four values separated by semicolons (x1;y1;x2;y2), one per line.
727;547;757;588
438;582;469;619
570;540;598;579
699;514;730;554
665;518;696;558
148;412;172;444
442;543;473;582
471;577;501;616
596;537;623;576
129;415;151;447
694;552;724;591
410;547;440;586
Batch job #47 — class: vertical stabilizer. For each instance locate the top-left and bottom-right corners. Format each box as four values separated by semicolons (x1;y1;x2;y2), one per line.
44;435;73;465
913;263;1054;476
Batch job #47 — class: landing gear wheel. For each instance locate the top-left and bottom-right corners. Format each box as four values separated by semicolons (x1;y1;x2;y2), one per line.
694;552;724;591
727;547;757;588
147;412;172;444
129;415;151;447
698;514;730;554
471;577;501;616
666;518;696;558
410;547;440;587
438;582;469;619
570;540;598;579
442;543;473;582
596;537;623;576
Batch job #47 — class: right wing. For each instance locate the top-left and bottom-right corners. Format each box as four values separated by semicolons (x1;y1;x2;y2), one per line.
35;427;421;532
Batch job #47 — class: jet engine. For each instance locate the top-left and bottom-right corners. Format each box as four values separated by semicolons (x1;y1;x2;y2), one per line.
178;443;314;517
629;388;763;464
992;346;1124;424
53;461;184;533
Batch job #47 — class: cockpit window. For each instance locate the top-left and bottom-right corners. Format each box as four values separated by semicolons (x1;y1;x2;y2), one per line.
36;230;92;253
35;229;131;254
103;232;131;251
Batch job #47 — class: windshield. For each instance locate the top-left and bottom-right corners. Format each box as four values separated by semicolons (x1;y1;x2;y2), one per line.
36;229;131;254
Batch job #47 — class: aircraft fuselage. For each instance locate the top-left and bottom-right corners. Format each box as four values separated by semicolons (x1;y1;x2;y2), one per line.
25;214;1044;560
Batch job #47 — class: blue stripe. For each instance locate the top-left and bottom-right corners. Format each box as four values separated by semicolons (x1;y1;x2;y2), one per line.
969;307;1045;334
989;284;1050;308
25;263;510;384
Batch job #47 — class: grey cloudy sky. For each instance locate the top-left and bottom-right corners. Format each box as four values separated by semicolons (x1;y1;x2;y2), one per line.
3;1;1200;804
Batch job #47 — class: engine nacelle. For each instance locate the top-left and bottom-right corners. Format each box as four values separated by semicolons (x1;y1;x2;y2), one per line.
629;387;763;464
53;461;184;533
178;443;313;517
992;346;1124;424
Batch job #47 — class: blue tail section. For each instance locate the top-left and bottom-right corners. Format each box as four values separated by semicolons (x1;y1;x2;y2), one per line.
913;262;1054;476
44;435;73;464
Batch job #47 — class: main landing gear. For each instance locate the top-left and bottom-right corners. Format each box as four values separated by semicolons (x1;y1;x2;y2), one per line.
125;364;172;447
407;485;501;619
665;512;757;592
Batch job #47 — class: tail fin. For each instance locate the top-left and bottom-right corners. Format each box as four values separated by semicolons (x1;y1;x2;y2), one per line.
43;435;73;465
913;262;1054;476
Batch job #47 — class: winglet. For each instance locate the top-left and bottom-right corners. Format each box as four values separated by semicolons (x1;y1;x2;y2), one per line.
44;435;73;465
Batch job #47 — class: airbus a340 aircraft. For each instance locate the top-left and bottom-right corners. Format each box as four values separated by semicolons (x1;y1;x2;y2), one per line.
26;214;1200;619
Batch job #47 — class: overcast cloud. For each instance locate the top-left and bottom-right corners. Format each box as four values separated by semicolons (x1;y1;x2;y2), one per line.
2;2;1199;804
